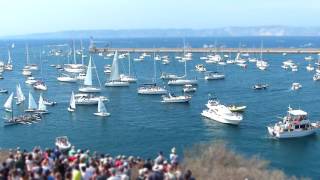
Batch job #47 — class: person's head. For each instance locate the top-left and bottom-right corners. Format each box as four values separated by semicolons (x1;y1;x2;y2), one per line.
158;151;163;156
184;169;192;179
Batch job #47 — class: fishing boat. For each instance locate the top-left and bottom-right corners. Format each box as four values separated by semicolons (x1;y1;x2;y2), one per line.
201;99;243;125
79;56;102;92
16;84;25;105
204;71;225;80
291;82;302;91
68;91;76;112
93;98;110;117
183;84;197;93
227;105;247;112
161;93;191;103
105;51;130;87
25;91;37;112
120;53;137;83
55;136;72;151
253;84;269;90
3;92;14;112
267;107;318;139
36;94;49;114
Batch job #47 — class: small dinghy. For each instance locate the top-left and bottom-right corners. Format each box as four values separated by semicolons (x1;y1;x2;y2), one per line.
253;84;269;90
93;98;110;117
228;105;247;112
0;89;8;93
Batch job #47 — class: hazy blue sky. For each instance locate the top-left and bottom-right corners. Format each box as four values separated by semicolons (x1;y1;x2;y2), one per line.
0;0;319;36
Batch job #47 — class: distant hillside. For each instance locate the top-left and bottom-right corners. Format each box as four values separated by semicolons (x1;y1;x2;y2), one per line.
3;26;320;39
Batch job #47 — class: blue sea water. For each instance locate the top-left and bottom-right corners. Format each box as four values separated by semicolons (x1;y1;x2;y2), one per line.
0;37;320;179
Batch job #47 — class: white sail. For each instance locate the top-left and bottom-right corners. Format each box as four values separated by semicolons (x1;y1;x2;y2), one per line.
69;91;76;109
16;84;25;103
110;51;120;81
38;94;47;111
7;49;12;64
97;98;107;113
83;57;93;86
4;92;14;110
28;91;37;110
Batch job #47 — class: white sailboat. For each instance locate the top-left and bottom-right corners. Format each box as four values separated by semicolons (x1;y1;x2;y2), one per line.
37;94;48;114
64;40;85;73
4;49;13;71
93;98;110;117
79;56;102;92
22;45;32;76
68;91;76;112
4;92;14;112
137;53;167;95
105;51;130;87
25;91;37;112
24;45;38;71
256;42;269;71
168;60;197;85
57;73;77;83
16;84;26;105
120;52;137;83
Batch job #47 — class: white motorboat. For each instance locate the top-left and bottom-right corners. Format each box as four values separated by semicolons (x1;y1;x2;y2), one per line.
22;68;32;76
267;107;317;139
25;77;37;85
201;99;243;125
76;72;86;80
93;98;110;117
290;64;298;72
313;73;320;81
256;60;269;70
137;84;167;95
206;54;221;64
291;82;302;91
68;91;76;112
43;99;57;106
33;81;47;91
105;51;130;87
306;64;314;71
74;93;108;105
3;92;14;112
304;56;313;61
55;136;71;151
204;72;225;80
162;58;170;65
16;83;26;105
168;79;198;86
79;56;102;92
248;58;257;63
195;64;206;72
104;65;112;74
237;63;247;68
161;93;191;103
160;73;180;80
57;74;77;83
183;84;196;93
253;84;269;90
25;91;37;112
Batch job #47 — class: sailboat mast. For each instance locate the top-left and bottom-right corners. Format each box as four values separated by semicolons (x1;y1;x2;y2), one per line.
184;59;187;77
73;40;76;64
128;52;131;76
26;44;29;65
80;40;84;65
8;49;11;64
260;41;263;60
92;56;102;87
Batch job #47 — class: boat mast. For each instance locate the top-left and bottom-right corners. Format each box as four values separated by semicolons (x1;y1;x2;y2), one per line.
7;49;12;64
80;40;84;65
153;52;156;83
260;40;263;60
128;52;131;76
26;44;29;65
92;56;102;87
73;40;76;64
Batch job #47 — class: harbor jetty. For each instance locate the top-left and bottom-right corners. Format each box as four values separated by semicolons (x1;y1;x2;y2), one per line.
90;47;320;54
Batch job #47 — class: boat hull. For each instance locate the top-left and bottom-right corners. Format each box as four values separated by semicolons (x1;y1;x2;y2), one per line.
79;87;101;93
94;112;110;117
201;110;241;125
267;126;316;139
105;81;129;87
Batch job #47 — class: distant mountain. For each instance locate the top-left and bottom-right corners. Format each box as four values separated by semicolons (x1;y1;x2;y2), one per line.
3;26;320;39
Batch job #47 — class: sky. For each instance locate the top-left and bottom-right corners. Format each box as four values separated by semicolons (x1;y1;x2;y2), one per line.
0;0;319;36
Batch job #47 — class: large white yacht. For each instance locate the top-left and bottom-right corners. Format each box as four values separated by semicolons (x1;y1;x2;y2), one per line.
137;84;167;95
201;99;243;125
267;107;318;139
204;71;225;80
